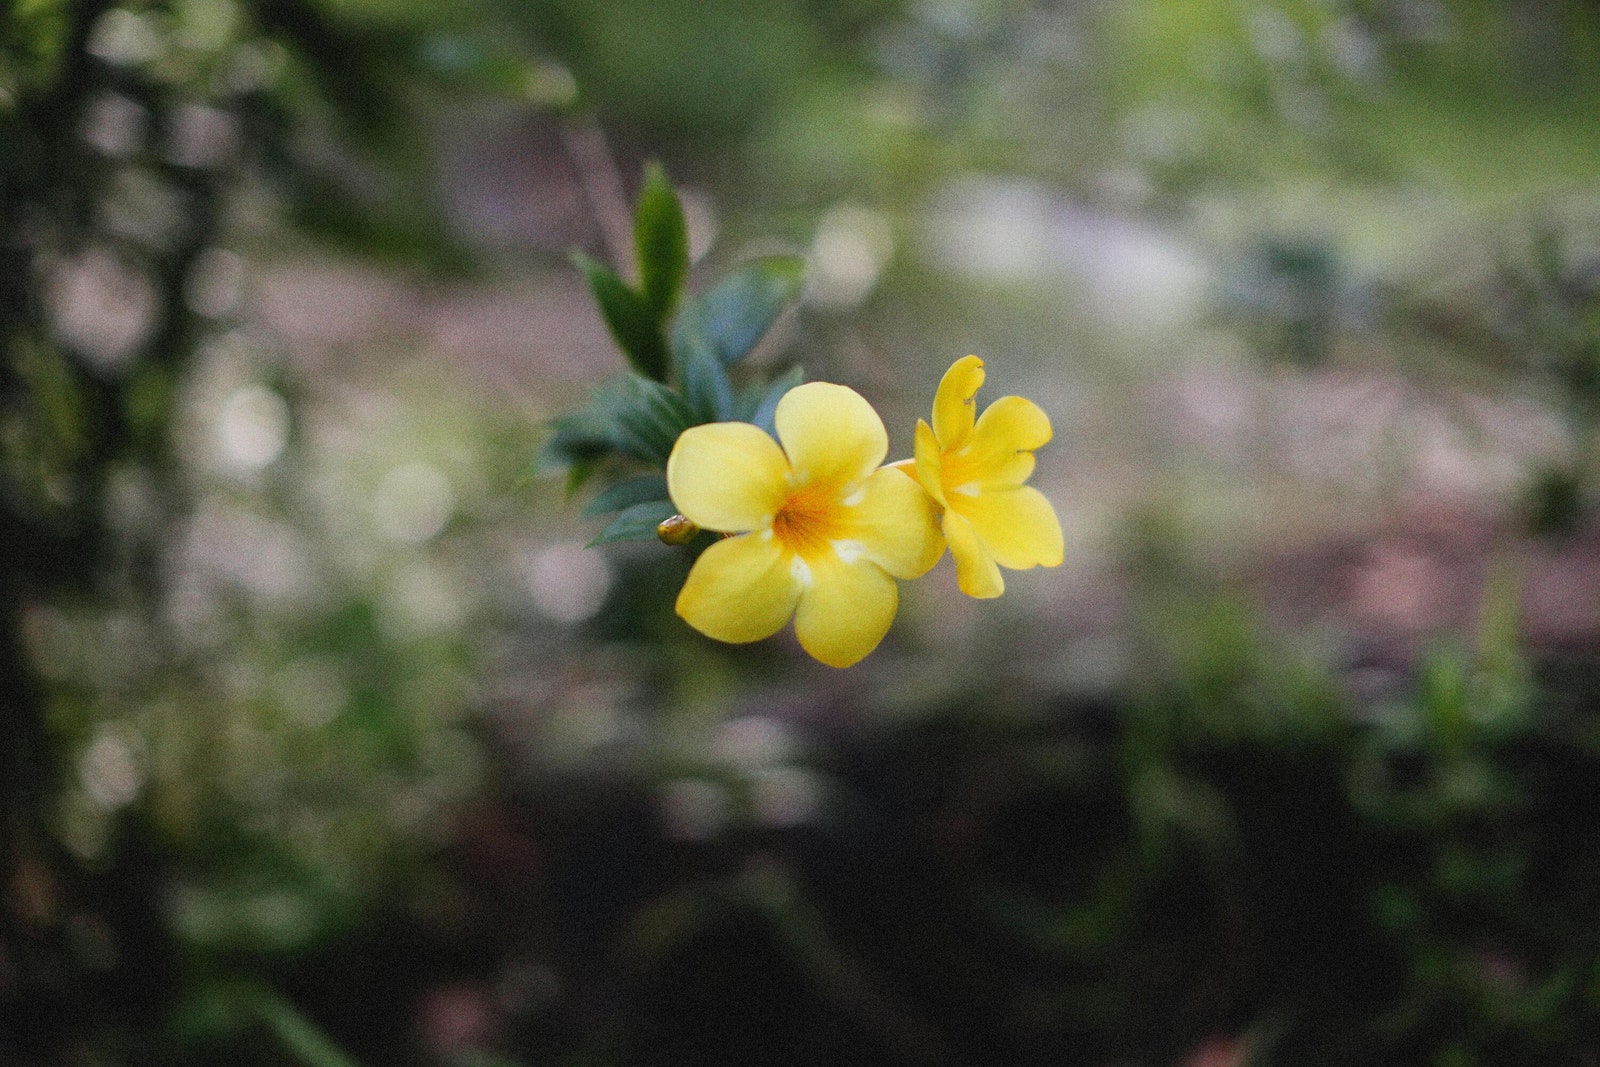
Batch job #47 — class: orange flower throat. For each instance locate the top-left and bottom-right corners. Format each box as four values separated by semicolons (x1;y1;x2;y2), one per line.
771;480;846;560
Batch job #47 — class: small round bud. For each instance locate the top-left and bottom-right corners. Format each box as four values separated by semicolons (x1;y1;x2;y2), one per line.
657;514;699;545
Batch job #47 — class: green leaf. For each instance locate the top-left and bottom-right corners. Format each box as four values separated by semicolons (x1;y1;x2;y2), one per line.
677;336;735;424
575;252;669;381
537;416;617;473
564;456;603;496
537;374;693;473
733;378;770;423
635;162;689;322
590;500;679;546
671;255;807;367
746;366;804;436
583;474;671;517
611;374;694;462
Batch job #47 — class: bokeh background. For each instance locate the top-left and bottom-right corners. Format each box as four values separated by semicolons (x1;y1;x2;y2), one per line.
7;1;1600;1064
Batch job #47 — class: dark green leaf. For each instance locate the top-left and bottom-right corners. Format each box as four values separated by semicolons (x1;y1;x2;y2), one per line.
612;374;694;462
538;375;693;470
635;162;689;322
582;474;671;517
747;366;804;436
565;457;603;496
589;500;679;546
733;378;770;423
677;336;735;424
575;252;669;381
671;255;807;367
537;416;616;473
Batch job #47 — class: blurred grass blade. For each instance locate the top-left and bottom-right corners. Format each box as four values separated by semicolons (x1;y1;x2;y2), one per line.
1417;645;1472;752
248;986;363;1067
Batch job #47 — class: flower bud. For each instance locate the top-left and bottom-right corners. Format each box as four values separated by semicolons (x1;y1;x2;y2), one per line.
656;514;699;545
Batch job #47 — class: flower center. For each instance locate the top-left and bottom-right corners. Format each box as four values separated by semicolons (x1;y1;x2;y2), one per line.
771;481;846;560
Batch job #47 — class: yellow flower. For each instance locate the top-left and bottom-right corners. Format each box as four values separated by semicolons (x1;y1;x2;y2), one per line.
905;355;1063;598
667;382;943;667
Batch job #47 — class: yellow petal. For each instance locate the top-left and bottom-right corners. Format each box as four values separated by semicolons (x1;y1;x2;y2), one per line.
774;382;887;489
676;532;800;643
975;450;1036;489
912;419;947;507
931;355;985;450
960;485;1064;570
972;395;1052;452
943;508;1003;599
961;395;1052;488
667;422;789;532
887;458;919;480
793;555;898;667
837;466;944;580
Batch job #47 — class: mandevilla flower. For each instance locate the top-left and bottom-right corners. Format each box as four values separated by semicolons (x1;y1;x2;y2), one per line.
905;355;1063;598
667;382;942;668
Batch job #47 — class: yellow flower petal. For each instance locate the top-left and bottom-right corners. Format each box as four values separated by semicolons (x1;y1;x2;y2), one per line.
973;450;1036;490
932;355;985;450
912;419;947;508
972;395;1052;452
963;395;1052;488
667;422;789;532
943;508;1004;599
793;555;898;667
675;532;800;643
838;466;944;580
959;485;1064;570
774;382;887;488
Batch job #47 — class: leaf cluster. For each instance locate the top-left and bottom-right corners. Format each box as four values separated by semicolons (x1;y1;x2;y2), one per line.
539;165;808;545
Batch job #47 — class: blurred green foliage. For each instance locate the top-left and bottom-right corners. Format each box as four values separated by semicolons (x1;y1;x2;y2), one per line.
6;1;1600;1066
1;1;540;1062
